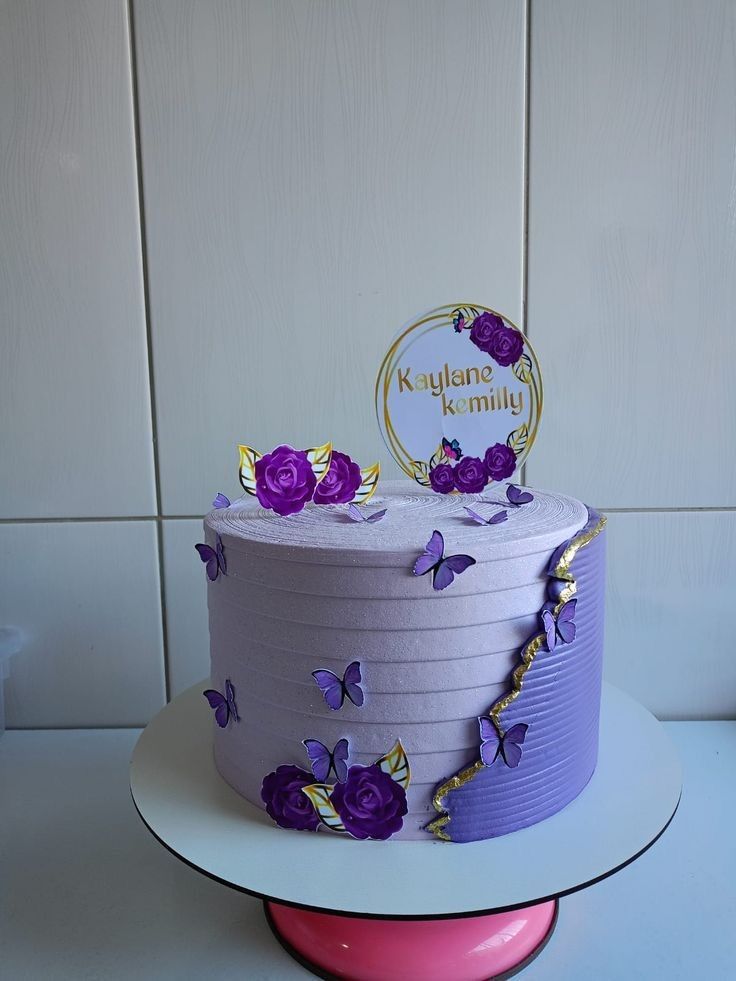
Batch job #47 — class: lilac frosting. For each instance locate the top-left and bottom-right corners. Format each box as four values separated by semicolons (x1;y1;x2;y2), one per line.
436;520;606;841
204;482;605;841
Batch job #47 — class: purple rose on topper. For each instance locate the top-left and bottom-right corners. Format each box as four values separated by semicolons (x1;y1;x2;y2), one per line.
454;456;488;494
260;764;321;832
469;312;505;354
429;462;456;494
330;763;408;840
254;444;316;516
484;443;517;481
470;313;524;367
313;450;362;505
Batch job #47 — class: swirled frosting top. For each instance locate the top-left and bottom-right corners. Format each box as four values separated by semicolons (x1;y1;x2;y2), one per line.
205;480;588;565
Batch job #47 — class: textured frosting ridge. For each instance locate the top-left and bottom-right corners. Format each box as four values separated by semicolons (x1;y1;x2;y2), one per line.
204;481;605;841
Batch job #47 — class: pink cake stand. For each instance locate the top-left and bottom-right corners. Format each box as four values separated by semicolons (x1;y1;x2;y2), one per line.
130;683;681;980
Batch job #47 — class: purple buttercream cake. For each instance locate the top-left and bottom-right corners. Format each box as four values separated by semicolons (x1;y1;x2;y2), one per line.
201;480;606;842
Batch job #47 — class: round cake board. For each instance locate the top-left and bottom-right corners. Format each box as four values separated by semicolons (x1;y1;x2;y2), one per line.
130;683;680;980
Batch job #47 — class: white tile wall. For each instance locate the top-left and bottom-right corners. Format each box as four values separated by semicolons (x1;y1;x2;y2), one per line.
525;0;736;508
0;521;166;727
1;0;734;724
0;0;156;519
161;519;209;697
133;0;526;515
604;511;736;720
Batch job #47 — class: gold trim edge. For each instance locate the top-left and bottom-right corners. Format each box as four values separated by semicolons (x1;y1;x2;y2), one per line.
428;511;607;842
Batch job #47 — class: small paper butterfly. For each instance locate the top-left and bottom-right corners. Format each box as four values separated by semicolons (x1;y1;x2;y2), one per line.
212;492;231;509
312;661;364;711
442;437;462;461
478;717;529;768
347;503;387;524
463;506;508;526
541;599;577;651
194;534;226;581
506;484;534;506
413;530;476;591
303;737;350;783
452;311;466;333
482;484;534;509
203;679;239;728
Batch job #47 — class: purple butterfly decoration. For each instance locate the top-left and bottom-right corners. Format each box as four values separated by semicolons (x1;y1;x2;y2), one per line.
478;717;528;768
312;661;364;711
212;492;231;509
484;484;534;509
413;530;476;591
347;503;387;524
203;679;239;728
463;506;508;526
194;534;226;581
506;484;534;507
542;598;577;651
303;737;349;783
442;437;462;461
452;311;466;333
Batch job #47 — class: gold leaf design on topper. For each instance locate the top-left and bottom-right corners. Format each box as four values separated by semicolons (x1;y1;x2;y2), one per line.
301;784;346;831
451;305;481;324
427;512;607;842
237;444;262;496
428;441;449;471
506;424;529;455
305;442;332;483
512;353;533;384
376;739;411;790
353;462;380;504
410;460;431;487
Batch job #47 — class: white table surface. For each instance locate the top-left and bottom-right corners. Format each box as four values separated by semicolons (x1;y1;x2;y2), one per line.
1;722;734;981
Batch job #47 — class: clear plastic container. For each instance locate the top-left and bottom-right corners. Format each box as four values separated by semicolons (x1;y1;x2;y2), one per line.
0;627;22;736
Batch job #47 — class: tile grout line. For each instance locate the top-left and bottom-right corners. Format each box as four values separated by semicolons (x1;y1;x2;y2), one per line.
126;0;171;702
520;0;531;491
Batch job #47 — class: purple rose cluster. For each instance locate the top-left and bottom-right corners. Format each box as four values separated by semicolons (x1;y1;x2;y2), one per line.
261;762;407;840
467;312;524;367
429;442;517;494
255;445;361;516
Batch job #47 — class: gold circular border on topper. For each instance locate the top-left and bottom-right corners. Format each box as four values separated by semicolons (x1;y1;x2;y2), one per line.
375;303;543;482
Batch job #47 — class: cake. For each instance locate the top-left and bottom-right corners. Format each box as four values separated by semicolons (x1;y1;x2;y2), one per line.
200;479;606;843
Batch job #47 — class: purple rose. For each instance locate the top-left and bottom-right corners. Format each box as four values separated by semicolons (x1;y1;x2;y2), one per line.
429;463;456;494
484;443;517;481
454;456;487;493
469;313;524;367
469;312;505;355
254;444;316;516
260;764;320;832
313;450;362;505
485;323;524;367
330;764;407;840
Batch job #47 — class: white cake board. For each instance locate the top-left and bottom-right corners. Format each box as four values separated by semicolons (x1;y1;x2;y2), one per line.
130;682;681;919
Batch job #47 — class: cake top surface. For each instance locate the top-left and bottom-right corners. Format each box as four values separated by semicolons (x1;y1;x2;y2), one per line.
205;480;589;563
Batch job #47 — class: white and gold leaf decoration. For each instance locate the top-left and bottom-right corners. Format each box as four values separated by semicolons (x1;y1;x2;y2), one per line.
305;442;333;484
410;459;431;487
506;424;529;455
353;462;380;504
428;441;448;471
237;444;262;496
376;739;411;790
301;784;345;831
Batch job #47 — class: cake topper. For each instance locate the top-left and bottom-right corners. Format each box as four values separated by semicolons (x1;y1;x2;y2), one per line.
376;304;543;492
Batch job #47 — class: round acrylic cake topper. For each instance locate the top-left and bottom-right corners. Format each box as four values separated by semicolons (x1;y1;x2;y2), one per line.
375;304;543;491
